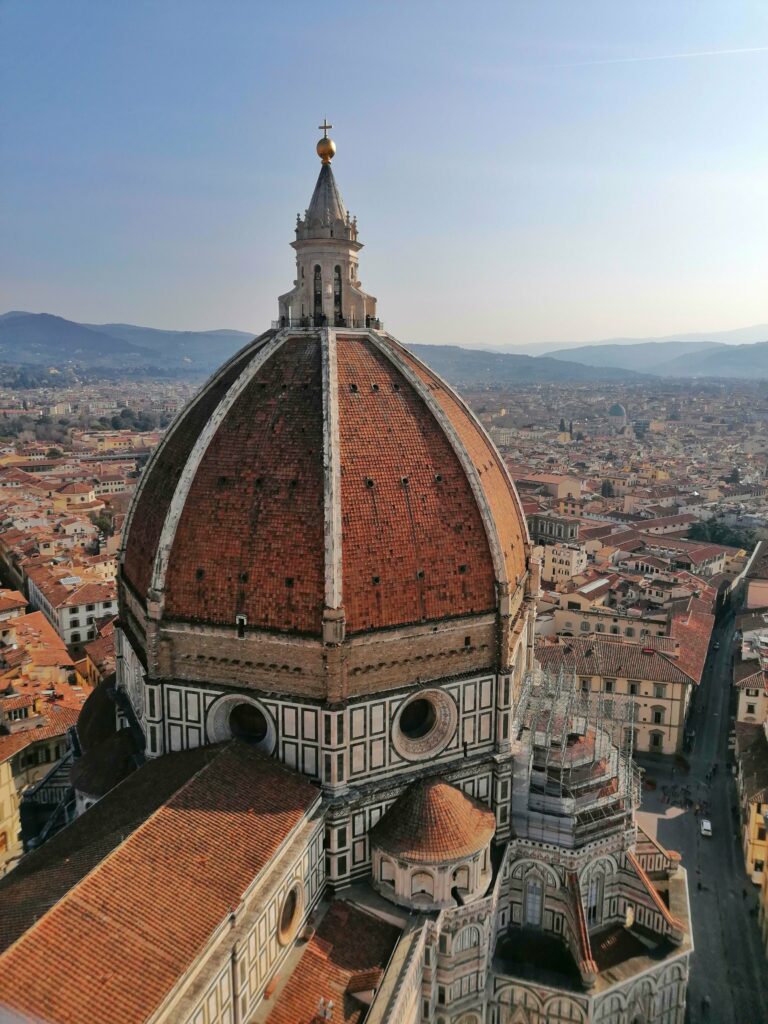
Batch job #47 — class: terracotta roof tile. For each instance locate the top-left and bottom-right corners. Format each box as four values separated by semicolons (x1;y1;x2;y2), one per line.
370;777;495;863
164;337;326;632
266;901;401;1024
536;636;692;685
397;344;529;586
0;704;78;762
122;338;265;600
121;331;532;641
337;337;495;632
668;607;715;685
0;743;320;1024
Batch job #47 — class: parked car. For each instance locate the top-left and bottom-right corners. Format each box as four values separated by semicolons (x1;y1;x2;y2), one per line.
700;818;713;837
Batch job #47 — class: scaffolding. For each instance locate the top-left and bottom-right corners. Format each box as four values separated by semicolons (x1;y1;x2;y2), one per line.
511;664;639;848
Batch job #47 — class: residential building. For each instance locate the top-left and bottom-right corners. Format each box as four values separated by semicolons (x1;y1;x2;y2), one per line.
536;628;711;755
541;542;588;584
737;725;768;886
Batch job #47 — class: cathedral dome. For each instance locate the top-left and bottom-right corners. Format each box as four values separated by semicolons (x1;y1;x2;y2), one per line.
121;329;528;638
118;136;530;704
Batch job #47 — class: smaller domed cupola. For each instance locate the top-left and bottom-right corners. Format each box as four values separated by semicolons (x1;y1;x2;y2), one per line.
370;778;495;911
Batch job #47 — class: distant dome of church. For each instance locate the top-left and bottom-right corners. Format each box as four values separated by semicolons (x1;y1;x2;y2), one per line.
608;402;626;418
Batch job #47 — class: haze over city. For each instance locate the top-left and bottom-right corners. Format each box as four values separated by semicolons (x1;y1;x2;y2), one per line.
3;0;768;347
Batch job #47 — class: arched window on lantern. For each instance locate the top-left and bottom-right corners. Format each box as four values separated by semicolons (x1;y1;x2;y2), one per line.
334;265;342;324
313;265;322;321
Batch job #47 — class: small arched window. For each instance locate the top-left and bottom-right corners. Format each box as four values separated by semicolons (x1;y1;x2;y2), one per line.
453;865;469;892
586;873;603;925
380;858;395;885
333;265;342;324
411;871;433;898
313;265;322;320
524;877;543;926
454;925;481;953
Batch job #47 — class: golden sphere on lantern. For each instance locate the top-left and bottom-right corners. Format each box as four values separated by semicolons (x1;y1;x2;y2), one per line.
316;135;336;163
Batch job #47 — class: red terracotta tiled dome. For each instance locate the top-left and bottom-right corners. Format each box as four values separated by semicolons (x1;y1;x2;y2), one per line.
370;777;496;863
121;328;528;639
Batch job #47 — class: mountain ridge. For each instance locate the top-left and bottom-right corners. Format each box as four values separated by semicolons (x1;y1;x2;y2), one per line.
3;310;768;380
0;311;254;372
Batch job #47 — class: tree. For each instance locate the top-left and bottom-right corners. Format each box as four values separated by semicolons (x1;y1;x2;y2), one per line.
90;510;115;537
601;479;615;498
559;417;567;433
46;447;63;459
688;519;755;551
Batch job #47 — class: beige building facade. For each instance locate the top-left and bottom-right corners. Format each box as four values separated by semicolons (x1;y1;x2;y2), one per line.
541;541;588;584
537;637;696;755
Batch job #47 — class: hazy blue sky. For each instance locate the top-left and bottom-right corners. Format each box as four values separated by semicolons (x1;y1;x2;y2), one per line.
2;1;767;347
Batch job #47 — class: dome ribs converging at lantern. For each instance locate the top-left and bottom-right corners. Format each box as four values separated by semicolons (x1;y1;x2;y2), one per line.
163;337;326;632
122;337;271;602
121;325;530;652
397;345;529;587
336;336;496;633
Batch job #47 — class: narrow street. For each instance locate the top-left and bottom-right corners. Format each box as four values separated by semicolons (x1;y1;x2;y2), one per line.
637;614;768;1023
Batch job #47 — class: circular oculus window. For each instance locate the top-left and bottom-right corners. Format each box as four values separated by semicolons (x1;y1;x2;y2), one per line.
206;695;276;754
229;702;269;744
392;689;457;761
277;882;304;946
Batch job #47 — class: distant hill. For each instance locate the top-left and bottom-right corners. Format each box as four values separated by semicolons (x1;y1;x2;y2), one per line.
546;329;768;378
0;313;152;366
545;339;727;374
4;310;768;380
660;340;768;379
406;344;644;385
533;323;768;361
84;321;254;368
0;311;643;383
544;324;768;375
0;312;254;372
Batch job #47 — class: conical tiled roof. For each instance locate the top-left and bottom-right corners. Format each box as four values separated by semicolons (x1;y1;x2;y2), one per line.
370;778;495;864
305;162;347;230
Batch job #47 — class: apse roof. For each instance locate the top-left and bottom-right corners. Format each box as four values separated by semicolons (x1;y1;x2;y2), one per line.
370;777;495;864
